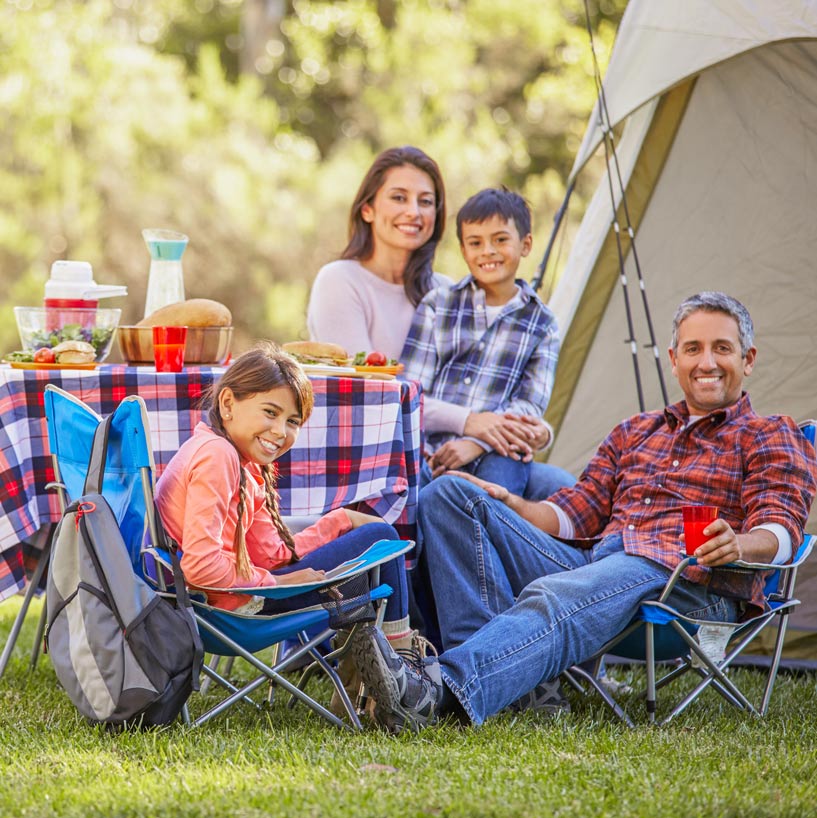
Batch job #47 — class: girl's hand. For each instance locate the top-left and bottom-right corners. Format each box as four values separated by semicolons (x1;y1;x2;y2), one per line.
274;567;326;585
343;508;379;529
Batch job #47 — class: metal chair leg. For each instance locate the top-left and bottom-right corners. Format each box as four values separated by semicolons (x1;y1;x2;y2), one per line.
29;601;48;670
0;527;53;679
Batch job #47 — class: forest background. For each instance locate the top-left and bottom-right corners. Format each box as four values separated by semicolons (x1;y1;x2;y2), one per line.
0;0;626;357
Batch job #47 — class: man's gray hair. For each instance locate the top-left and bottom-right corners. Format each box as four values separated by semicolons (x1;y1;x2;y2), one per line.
671;292;754;356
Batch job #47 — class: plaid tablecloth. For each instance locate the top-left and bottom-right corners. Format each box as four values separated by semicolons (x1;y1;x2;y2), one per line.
0;364;421;602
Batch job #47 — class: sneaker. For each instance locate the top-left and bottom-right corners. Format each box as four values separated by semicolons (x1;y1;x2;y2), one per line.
512;678;571;715
351;624;443;734
598;674;633;696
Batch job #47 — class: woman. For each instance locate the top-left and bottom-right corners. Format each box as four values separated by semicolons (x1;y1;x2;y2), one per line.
307;145;449;361
307;146;574;497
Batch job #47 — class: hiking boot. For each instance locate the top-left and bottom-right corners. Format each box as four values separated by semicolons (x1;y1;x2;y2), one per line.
511;678;571;715
351;624;443;734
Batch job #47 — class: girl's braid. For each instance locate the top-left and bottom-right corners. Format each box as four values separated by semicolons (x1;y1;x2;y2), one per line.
262;465;299;562
232;467;254;580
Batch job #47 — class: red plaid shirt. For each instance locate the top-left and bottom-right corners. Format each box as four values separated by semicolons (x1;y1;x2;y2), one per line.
549;393;816;611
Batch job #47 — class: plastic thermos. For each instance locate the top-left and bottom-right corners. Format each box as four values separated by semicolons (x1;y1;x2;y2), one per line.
44;261;127;330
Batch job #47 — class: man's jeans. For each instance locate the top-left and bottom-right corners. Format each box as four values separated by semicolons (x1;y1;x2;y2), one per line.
420;476;739;725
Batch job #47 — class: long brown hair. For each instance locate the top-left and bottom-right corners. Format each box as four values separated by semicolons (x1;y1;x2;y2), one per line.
207;342;314;579
341;145;446;307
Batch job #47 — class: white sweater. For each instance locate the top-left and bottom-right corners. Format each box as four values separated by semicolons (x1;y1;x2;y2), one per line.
307;259;451;362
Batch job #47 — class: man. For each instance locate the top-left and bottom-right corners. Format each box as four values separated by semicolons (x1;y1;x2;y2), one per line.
351;292;816;732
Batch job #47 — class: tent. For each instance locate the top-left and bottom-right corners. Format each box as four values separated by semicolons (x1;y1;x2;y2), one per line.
543;0;817;665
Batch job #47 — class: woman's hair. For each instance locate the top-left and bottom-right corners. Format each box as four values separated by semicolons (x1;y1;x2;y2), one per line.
206;341;314;579
341;145;446;307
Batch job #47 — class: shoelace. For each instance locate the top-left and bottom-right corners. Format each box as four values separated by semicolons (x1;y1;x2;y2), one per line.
395;632;439;674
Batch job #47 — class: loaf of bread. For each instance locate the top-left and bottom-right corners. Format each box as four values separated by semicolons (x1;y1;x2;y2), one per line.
137;299;232;328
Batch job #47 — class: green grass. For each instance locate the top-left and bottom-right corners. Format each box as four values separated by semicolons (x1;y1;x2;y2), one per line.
2;597;817;818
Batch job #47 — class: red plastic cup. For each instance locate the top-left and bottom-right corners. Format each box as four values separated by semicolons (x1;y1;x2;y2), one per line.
682;505;718;555
152;326;187;373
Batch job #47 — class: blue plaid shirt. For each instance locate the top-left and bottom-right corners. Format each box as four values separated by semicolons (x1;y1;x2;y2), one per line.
400;276;560;453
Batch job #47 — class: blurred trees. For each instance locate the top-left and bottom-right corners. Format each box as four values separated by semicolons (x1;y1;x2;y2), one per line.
0;0;625;356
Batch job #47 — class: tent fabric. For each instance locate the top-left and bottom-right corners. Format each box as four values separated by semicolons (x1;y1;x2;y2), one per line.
545;2;817;663
571;0;817;176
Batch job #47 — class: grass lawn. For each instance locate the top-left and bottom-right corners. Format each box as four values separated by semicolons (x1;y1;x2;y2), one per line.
2;597;816;818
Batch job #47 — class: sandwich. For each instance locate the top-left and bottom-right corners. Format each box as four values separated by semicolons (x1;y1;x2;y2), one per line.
53;340;96;365
282;341;349;366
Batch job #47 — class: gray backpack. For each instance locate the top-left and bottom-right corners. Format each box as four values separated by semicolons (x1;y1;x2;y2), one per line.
45;414;203;727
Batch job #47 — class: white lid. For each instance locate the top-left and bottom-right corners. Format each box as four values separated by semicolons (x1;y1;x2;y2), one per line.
48;261;96;287
45;260;127;300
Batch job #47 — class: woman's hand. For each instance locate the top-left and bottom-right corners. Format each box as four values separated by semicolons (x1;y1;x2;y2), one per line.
343;509;379;529
274;567;327;585
429;439;483;477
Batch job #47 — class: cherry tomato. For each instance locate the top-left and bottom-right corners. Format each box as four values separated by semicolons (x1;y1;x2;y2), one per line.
365;351;387;366
33;347;56;364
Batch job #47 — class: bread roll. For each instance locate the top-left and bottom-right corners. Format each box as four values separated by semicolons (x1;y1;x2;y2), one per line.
53;340;95;364
282;341;349;365
137;299;232;328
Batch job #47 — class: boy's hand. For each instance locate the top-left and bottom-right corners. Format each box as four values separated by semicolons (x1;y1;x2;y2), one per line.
501;413;552;453
429;439;483;477
463;411;534;458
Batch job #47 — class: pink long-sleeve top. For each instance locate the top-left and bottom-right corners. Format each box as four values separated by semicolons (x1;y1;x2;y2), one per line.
154;422;352;610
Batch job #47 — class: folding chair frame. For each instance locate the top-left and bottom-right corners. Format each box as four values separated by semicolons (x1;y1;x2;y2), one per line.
567;534;816;728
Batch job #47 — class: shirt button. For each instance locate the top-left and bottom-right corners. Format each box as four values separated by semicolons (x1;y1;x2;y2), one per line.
628;524;635;530
644;498;651;505
479;342;485;350
477;305;484;311
672;460;679;467
464;377;472;385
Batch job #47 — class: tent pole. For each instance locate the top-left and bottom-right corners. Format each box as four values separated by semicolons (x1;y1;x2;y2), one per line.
532;179;575;294
582;0;668;408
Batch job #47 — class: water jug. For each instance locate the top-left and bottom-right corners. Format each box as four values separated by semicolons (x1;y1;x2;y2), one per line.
142;229;188;319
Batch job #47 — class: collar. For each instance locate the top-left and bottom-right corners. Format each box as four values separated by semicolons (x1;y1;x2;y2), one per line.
453;275;533;306
664;392;753;430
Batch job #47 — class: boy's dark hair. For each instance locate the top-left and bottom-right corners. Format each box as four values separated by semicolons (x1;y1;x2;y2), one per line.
456;186;532;243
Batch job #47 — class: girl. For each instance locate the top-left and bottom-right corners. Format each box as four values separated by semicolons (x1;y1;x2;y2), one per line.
154;341;413;648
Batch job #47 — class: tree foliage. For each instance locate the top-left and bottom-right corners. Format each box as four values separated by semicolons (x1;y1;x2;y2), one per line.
0;0;625;356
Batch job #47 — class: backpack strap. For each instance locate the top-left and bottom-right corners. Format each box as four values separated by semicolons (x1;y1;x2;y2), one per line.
152;502;204;690
83;413;114;496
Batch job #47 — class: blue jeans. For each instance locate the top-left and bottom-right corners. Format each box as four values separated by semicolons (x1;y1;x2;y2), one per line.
263;522;408;624
419;455;574;500
420;476;739;725
524;461;576;500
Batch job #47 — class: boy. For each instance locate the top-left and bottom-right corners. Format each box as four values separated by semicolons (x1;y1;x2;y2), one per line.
400;187;560;495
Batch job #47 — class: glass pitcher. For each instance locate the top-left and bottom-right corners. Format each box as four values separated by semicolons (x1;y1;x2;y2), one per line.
142;228;188;319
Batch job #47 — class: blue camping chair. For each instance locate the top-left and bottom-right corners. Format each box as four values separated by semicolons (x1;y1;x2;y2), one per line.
565;420;817;727
0;388;151;679
39;387;415;730
150;537;412;729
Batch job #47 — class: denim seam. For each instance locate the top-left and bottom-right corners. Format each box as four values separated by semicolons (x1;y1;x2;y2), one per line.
465;496;492;612
490;502;580;570
477;569;666;672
